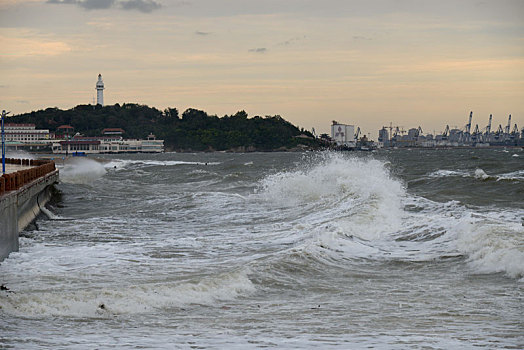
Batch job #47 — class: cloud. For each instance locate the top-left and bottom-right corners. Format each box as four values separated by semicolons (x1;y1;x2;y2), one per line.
47;0;115;9
278;36;306;46
82;0;115;9
353;35;372;41
0;33;71;58
249;48;267;53
195;31;211;36
46;0;75;3
47;0;161;12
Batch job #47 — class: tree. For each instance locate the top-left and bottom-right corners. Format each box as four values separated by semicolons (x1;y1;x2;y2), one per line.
11;104;324;151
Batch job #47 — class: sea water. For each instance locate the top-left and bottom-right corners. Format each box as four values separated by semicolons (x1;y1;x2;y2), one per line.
1;149;523;349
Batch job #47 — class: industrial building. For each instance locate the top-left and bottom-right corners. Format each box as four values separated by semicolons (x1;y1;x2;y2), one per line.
331;122;356;148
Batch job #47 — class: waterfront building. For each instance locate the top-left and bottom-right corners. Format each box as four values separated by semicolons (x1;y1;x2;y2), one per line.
52;133;164;154
3;123;51;142
58;140;101;154
56;125;75;139
101;128;124;136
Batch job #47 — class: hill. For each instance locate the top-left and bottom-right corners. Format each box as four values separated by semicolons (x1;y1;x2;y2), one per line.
10;104;322;152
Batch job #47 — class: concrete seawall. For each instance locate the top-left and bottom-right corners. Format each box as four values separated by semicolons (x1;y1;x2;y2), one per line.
0;160;58;261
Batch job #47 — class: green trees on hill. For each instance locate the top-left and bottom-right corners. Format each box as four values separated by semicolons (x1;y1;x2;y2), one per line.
12;104;321;152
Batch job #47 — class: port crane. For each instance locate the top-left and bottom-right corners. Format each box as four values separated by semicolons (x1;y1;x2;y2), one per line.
381;123;404;142
471;124;481;142
354;127;361;141
505;115;512;134
393;126;406;137
494;124;504;141
510;124;520;140
465;111;473;140
459;111;473;143
441;125;450;141
483;114;493;142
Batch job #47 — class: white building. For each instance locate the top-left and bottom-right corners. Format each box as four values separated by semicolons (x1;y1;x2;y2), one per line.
331;123;356;147
3;123;51;142
96;74;104;106
52;133;164;154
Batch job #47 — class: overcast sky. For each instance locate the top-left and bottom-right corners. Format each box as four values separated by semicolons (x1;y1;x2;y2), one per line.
1;0;523;136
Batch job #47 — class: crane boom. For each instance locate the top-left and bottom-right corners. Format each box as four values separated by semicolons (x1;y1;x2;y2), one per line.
485;114;492;135
355;127;361;140
505;115;511;134
466;111;473;134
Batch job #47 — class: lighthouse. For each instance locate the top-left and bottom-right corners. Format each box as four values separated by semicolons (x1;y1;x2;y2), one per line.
96;74;105;106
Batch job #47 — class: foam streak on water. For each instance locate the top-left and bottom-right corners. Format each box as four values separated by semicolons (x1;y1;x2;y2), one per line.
1;150;523;348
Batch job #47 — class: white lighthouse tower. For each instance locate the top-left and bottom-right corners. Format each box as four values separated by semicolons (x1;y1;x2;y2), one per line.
96;74;105;106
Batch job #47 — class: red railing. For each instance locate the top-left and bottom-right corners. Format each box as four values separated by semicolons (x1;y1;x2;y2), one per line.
0;158;56;196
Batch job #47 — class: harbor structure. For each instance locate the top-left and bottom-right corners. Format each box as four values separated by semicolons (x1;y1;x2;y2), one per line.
378;112;522;148
96;74;105;106
0;158;58;260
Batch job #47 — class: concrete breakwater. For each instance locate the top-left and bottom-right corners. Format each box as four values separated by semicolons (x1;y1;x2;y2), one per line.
0;158;58;261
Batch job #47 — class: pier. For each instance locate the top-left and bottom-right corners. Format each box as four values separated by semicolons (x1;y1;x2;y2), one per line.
0;158;58;261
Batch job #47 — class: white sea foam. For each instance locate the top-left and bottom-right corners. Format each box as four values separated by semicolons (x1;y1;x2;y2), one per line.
428;168;512;181
260;153;405;242
0;269;255;317
474;168;490;180
454;214;524;280
103;159;133;170
39;206;64;220
301;195;524;281
496;169;524;181
259;153;524;280
59;158;107;184
5;150;36;159
100;159;220;171
428;169;469;178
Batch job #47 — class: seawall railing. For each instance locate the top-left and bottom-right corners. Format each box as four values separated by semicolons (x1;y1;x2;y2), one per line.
0;158;56;195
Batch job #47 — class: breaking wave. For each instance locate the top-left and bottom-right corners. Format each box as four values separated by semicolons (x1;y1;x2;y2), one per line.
59;158;107;184
103;159;220;170
455;214;524;280
428;169;470;178
428;168;524;182
258;153;524;279
496;169;524;181
0;269;254;317
5;150;36;160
